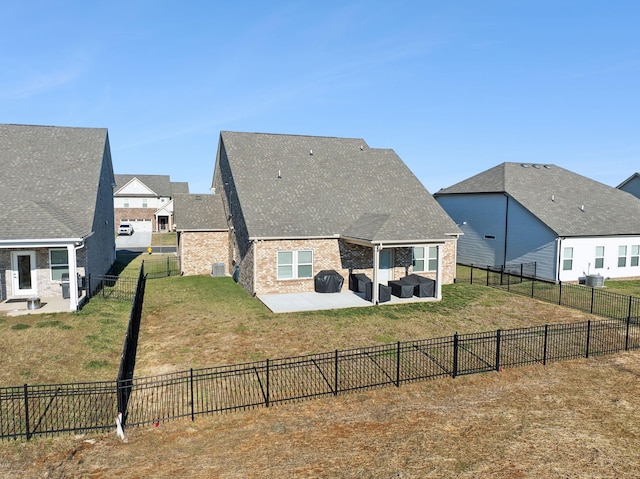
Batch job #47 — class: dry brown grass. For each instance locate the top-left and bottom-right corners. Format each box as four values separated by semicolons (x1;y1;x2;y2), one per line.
1;352;638;478
2;275;638;478
135;276;602;376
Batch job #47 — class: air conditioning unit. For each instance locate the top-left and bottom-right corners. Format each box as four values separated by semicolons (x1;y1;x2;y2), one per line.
212;263;225;277
585;274;604;288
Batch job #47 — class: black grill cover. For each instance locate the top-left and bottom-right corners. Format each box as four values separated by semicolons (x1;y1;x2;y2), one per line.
314;270;344;293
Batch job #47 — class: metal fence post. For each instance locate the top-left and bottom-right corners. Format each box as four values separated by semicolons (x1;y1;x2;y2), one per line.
167;256;170;277
531;276;535;298
23;384;30;441
558;281;562;306
520;263;524;283
396;342;401;387
543;324;549;366
470;264;474;284
334;349;339;396
626;297;632;351
265;359;270;408
586;320;591;358
486;267;489;286
452;333;459;378
495;329;502;372
500;265;504;286
190;368;195;421
590;287;595;314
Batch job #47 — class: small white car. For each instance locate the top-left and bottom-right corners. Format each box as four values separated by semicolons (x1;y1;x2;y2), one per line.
118;222;134;235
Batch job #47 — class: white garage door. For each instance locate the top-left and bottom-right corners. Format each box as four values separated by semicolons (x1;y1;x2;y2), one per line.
125;219;153;232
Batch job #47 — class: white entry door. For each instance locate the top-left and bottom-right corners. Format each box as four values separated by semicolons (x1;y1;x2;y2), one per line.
378;249;393;284
11;251;37;296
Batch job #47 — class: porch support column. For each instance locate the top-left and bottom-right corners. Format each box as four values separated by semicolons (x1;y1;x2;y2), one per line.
372;245;380;304
436;244;443;300
67;244;79;311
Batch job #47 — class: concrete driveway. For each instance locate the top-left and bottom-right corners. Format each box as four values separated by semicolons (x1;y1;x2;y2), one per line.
115;231;152;249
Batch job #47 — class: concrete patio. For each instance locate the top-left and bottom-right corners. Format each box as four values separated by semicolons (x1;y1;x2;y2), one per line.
257;290;437;313
0;296;84;317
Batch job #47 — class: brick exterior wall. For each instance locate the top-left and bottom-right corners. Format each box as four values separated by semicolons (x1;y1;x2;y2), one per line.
252;238;458;295
179;231;230;276
214;138;459;297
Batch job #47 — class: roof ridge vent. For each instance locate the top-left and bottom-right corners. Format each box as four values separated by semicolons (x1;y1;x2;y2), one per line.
521;164;530;168
532;164;540;169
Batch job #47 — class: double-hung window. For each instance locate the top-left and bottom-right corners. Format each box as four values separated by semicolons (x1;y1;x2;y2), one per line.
618;246;628;267
595;246;605;269
277;250;313;279
632;245;640;267
413;246;438;272
50;249;69;281
562;247;573;271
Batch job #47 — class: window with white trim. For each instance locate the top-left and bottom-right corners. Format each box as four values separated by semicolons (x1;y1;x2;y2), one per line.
412;247;425;272
595;246;605;269
142;198;148;208
123;199;130;208
632;245;640;267
277;250;313;279
427;246;438;271
562;247;573;271
414;246;438;272
50;249;69;281
618;245;628;267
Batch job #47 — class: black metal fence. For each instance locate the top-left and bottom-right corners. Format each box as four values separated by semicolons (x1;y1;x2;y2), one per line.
0;265;147;441
119;316;640;427
117;264;147;420
460;263;640;322
142;256;179;279
3;262;640;441
87;274;138;301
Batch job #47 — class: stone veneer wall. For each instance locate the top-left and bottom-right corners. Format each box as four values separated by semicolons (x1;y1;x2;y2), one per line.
179;231;230;276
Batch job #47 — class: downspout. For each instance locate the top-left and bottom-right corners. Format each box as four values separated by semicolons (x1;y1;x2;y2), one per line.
556;237;562;282
436;244;443;300
503;194;509;267
252;240;257;296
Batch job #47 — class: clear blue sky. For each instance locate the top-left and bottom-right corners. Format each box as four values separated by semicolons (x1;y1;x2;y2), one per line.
2;1;638;194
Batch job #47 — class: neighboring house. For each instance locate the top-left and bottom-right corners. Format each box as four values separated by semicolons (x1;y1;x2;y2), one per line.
173;193;229;276
0;124;116;311
617;173;640;199
434;162;640;282
113;175;189;232
211;131;461;303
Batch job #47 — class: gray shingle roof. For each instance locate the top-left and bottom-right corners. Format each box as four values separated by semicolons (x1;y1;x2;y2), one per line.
114;174;172;197
218;131;460;243
170;182;190;195
173;194;227;231
435;162;640;236
0;124;110;241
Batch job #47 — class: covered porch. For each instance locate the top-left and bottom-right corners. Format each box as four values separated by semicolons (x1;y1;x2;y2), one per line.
0;295;86;317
